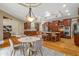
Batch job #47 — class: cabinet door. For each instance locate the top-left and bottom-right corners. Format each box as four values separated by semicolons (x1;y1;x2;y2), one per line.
74;34;79;46
24;22;31;29
51;21;59;32
63;19;71;26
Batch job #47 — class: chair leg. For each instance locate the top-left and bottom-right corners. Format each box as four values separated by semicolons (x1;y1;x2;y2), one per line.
39;48;43;56
23;48;25;56
21;43;25;56
20;48;23;56
11;50;14;56
11;50;16;56
33;48;43;56
34;51;37;56
13;50;16;56
29;49;31;56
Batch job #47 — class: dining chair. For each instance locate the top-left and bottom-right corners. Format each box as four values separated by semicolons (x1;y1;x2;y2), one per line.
9;39;25;56
42;32;48;41
9;39;15;56
32;35;43;56
51;32;60;42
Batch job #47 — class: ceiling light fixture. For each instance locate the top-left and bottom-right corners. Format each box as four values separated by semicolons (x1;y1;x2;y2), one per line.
67;13;71;16
65;9;69;13
19;3;41;22
62;4;67;8
45;11;51;17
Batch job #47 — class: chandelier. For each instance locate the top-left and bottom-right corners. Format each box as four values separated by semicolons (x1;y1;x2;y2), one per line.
19;3;41;22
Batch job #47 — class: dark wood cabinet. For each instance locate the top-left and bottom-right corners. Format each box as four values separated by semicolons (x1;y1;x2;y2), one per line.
24;22;31;29
74;34;79;46
47;21;59;32
63;19;71;26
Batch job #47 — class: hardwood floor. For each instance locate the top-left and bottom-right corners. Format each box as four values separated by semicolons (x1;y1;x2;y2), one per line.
43;37;79;56
0;39;9;48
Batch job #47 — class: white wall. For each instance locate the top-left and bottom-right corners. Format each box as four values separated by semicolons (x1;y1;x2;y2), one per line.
0;10;24;37
0;14;3;40
3;19;24;35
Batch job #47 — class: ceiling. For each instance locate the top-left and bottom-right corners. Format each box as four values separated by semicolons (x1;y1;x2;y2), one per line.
0;3;79;22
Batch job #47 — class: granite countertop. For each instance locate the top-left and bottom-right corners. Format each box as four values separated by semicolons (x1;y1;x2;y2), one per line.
74;31;79;34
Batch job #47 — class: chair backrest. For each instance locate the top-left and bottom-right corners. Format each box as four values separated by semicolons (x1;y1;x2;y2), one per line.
9;39;14;50
33;35;43;50
10;36;20;45
37;35;42;39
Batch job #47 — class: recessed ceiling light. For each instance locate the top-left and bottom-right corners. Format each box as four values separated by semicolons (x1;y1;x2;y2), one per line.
62;4;66;8
65;10;69;13
45;11;51;17
67;13;71;16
